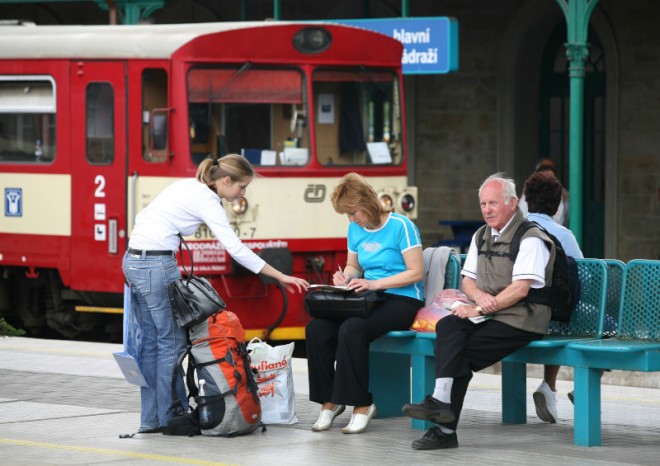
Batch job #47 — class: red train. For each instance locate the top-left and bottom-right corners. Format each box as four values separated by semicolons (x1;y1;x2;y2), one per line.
0;21;416;340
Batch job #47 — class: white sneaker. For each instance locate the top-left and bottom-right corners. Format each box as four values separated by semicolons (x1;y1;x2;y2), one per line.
533;381;558;423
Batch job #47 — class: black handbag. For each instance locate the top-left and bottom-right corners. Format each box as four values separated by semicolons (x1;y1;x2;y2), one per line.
304;288;385;319
168;235;226;328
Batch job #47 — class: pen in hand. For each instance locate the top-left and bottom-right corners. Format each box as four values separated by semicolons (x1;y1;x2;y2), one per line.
338;264;351;285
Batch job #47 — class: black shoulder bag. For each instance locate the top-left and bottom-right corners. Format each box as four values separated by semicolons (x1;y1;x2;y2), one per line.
304;287;385;320
168;234;226;328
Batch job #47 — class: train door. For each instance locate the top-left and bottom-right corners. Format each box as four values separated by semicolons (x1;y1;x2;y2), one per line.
69;62;127;292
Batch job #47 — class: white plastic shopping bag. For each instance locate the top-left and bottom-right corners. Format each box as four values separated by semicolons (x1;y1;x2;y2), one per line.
247;338;298;424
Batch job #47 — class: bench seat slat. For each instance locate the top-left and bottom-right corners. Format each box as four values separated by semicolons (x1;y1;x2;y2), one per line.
526;336;594;348
383;330;417;338
568;339;660;353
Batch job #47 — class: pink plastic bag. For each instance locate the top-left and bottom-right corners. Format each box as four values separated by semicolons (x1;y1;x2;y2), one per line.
411;289;470;332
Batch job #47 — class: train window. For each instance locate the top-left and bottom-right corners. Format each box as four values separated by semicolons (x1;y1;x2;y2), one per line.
0;78;56;163
86;83;114;165
142;68;168;162
187;66;308;166
312;69;402;166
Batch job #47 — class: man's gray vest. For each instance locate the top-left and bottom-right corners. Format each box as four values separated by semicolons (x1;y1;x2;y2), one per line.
474;209;555;334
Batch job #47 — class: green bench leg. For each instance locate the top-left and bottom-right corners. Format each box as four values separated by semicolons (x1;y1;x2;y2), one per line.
573;366;602;446
410;353;435;430
370;351;410;418
501;360;528;424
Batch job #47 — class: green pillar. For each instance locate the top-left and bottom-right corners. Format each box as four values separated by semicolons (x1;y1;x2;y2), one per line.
123;4;141;25
555;0;599;245
95;1;164;25
240;0;248;21
273;0;281;20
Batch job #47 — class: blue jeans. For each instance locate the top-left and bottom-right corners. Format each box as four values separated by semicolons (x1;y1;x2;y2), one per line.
122;251;188;430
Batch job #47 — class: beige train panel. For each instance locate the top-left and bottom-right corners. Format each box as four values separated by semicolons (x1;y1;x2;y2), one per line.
0;173;71;235
238;176;413;240
128;175;409;241
228;176;349;240
126;175;179;235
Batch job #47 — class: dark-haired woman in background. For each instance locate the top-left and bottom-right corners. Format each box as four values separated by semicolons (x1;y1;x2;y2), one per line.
523;170;583;424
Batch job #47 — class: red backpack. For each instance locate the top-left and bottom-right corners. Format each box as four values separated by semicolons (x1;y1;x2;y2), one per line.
168;310;262;436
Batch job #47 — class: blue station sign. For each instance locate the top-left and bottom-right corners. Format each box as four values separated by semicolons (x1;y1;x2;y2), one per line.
332;17;459;75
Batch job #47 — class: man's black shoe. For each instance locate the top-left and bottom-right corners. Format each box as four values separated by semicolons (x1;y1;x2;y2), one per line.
402;395;455;423
412;426;459;450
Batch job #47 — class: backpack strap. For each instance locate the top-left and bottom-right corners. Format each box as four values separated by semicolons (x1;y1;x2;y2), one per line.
524;223;565;308
167;343;194;417
185;350;199;399
509;221;534;257
475;224;488;253
476;221;534;261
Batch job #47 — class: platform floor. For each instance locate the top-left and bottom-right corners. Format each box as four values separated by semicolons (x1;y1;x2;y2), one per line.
1;336;658;465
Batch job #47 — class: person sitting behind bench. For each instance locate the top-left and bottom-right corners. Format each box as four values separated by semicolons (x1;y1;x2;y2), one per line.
518;158;570;227
402;172;557;450
523;170;585;424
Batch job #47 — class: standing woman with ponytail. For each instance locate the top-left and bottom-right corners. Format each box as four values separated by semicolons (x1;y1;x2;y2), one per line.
122;154;309;433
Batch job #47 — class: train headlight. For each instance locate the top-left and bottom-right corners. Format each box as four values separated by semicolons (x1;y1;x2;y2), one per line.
377;187;417;219
379;193;394;210
231;196;248;215
396;187;418;219
399;193;416;213
293;27;332;54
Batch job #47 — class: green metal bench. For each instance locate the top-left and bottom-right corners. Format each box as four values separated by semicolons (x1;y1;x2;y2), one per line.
602;259;626;337
501;258;609;425
566;259;660;446
371;258;612;437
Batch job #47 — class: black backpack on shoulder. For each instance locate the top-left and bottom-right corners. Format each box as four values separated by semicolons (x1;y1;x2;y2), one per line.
476;220;581;322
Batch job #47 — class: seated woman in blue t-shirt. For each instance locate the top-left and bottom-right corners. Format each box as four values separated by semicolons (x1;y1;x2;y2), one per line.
306;172;425;435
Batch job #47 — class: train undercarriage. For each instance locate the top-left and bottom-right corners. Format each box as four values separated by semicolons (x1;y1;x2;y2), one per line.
0;267;123;340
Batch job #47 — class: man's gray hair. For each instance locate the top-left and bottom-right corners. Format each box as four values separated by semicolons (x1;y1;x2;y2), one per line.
479;173;518;205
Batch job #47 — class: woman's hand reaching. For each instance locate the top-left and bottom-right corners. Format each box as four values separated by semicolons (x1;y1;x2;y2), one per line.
278;274;310;293
260;264;309;293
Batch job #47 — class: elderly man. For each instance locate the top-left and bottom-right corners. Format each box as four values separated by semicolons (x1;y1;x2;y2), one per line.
402;173;556;450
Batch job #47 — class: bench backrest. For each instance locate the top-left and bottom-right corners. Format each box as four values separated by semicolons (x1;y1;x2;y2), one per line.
547;258;608;337
603;259;625;337
453;254;610;339
444;253;461;290
617;259;660;341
